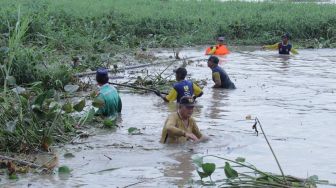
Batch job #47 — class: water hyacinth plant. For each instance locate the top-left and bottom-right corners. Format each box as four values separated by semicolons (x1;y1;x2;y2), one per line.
192;155;332;187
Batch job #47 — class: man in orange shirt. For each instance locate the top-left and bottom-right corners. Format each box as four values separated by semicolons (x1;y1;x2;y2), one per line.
205;36;230;55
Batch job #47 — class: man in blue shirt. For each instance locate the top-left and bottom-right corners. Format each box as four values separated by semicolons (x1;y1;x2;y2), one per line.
207;56;236;89
156;67;203;103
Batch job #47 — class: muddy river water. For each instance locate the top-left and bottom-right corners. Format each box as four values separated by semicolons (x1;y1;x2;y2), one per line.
2;47;336;187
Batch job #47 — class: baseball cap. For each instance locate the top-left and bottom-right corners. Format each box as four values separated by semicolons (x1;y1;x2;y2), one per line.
217;36;225;41
282;33;291;39
179;96;196;107
96;68;109;83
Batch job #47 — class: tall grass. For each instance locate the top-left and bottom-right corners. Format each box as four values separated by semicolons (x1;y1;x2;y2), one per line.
0;0;335;85
1;0;336;50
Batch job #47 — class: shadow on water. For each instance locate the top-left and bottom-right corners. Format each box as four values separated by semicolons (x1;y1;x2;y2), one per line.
2;47;336;187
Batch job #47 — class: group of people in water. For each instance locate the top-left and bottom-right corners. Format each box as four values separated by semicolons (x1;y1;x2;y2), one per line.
94;33;297;144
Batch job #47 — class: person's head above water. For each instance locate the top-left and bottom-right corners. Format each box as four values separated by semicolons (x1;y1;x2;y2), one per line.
281;33;291;44
96;68;109;85
207;55;219;68
217;36;225;45
174;67;187;81
178;96;196;119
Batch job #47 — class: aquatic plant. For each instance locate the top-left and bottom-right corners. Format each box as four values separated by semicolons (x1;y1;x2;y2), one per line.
192;118;336;187
0;83;95;153
192;155;333;187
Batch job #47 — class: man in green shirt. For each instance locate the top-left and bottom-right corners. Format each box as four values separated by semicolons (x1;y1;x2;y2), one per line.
95;68;122;117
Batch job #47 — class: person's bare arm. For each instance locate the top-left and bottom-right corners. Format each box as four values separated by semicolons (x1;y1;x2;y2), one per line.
212;72;222;88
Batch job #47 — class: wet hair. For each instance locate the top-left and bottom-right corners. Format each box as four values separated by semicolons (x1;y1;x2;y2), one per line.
208;56;219;64
175;67;187;80
96;68;109;84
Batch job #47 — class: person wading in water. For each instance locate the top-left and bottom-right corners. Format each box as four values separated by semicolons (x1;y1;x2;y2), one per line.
160;96;208;144
156;67;203;103
207;56;236;89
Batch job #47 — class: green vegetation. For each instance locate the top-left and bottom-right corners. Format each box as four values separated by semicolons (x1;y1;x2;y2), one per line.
192;155;334;187
1;0;336;85
1;0;336;153
0;83;97;152
190;118;336;187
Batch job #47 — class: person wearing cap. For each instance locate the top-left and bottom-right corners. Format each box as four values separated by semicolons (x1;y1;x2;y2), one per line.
156;67;203;103
205;36;230;55
95;68;122;117
262;33;298;55
207;56;236;89
160;96;208;144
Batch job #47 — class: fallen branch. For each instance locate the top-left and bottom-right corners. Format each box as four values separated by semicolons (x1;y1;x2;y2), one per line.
0;155;41;168
74;56;198;77
109;82;168;95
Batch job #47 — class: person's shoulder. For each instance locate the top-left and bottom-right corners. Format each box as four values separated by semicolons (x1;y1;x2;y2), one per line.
189;117;198;125
168;112;178;119
211;66;218;71
185;80;193;84
166;113;179;122
213;66;222;72
106;84;118;91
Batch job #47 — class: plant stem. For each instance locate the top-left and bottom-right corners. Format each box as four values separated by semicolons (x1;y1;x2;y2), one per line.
205;155;284;183
255;117;288;185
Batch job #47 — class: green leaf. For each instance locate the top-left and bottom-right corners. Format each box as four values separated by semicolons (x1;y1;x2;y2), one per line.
90;91;97;98
192;155;203;168
6;76;16;86
202;163;216;176
128;127;141;135
86;108;96;122
64;84;79;93
58;166;71;174
73;99;85;112
34;90;55;107
45;89;55;99
307;175;319;182
197;170;209;179
43;136;53;145
92;98;104;108
19;95;28;108
62;102;73;113
103;118;116;128
32;105;47;118
224;162;238;179
8;173;18;180
291;182;301;187
235;157;245;163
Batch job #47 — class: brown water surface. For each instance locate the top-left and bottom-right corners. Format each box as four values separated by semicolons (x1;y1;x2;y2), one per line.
1;47;336;187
